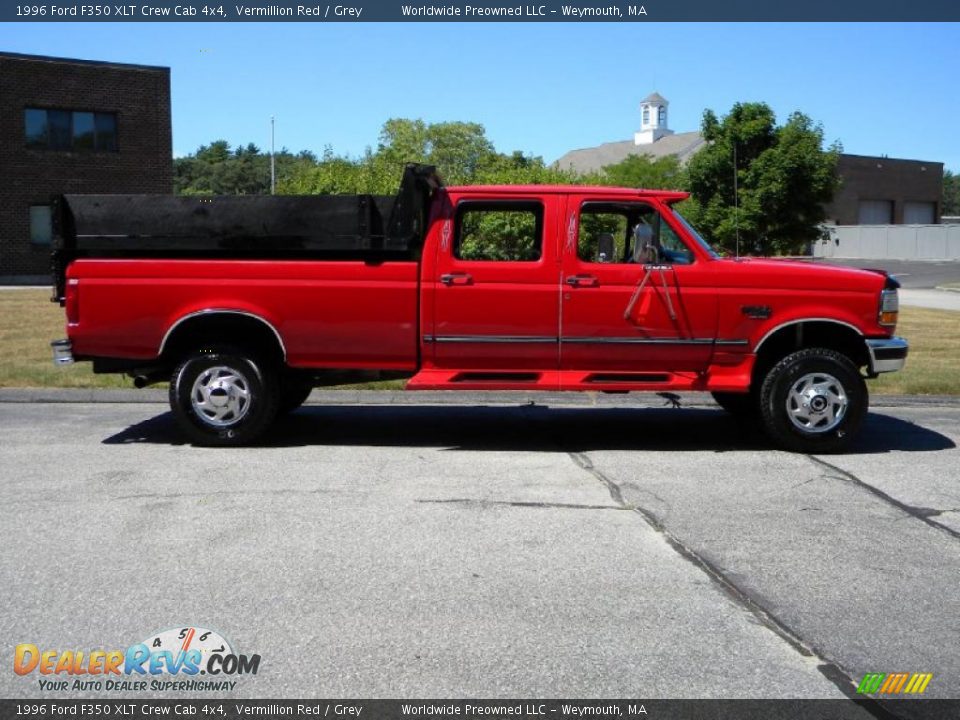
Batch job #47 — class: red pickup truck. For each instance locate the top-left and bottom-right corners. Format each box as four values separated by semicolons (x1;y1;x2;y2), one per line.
51;164;907;452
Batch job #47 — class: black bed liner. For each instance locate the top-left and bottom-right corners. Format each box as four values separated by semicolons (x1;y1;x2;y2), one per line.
51;163;441;301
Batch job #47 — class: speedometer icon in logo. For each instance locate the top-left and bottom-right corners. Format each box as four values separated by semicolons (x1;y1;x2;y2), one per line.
142;626;233;673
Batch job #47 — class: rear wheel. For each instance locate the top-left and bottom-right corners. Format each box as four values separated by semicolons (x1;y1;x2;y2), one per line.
170;347;279;446
759;347;867;453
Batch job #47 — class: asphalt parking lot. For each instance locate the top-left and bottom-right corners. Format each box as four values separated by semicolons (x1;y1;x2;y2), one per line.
1;393;958;704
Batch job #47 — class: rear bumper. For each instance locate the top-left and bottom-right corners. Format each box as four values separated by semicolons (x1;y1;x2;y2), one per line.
866;337;908;374
51;339;74;365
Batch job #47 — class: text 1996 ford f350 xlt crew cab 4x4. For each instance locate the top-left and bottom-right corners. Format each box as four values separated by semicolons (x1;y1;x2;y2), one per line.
50;164;907;451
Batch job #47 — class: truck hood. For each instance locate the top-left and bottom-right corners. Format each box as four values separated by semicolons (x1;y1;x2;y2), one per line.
715;257;891;292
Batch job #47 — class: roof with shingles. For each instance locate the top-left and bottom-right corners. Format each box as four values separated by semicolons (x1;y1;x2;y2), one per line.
554;131;706;174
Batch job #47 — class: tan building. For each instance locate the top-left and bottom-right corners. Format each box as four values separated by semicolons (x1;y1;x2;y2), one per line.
555;92;704;174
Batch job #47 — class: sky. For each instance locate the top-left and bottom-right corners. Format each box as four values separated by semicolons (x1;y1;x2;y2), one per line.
1;22;958;171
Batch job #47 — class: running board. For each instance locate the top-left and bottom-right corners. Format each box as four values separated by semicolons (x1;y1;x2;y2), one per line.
406;369;705;392
585;373;670;384
407;369;550;391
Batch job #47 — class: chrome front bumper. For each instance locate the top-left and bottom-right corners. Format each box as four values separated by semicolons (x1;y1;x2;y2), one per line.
51;339;74;365
866;337;909;374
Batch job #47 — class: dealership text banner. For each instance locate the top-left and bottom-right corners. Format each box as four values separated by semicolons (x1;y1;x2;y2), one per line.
3;700;960;720
5;0;960;21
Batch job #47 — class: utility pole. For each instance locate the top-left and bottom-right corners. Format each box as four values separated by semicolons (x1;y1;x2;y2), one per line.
270;115;276;195
733;141;740;259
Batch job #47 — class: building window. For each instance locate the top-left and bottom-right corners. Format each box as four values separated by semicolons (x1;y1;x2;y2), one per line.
29;206;53;245
642;107;650;125
24;108;47;149
658;105;666;126
73;112;96;151
95;113;118;152
48;109;72;150
24;108;118;152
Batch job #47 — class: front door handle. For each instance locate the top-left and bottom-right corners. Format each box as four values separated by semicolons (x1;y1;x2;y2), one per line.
565;274;599;288
440;272;472;286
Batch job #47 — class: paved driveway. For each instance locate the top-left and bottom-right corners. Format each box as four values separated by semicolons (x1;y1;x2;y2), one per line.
1;395;957;704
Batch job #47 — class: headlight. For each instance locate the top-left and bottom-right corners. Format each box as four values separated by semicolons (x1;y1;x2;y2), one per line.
879;288;899;329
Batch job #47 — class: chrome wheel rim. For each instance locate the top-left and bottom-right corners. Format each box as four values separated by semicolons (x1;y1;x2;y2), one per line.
190;365;251;427
786;372;848;433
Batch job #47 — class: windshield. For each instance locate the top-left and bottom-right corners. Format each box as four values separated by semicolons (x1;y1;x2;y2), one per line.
671;208;720;259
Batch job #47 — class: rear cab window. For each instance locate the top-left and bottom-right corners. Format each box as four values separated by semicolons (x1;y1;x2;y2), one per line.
454;201;544;262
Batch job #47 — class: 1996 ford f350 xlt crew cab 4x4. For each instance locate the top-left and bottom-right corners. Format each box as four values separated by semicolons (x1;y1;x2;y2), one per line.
50;164;907;451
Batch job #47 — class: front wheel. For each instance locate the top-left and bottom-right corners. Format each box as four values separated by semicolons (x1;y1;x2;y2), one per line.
759;348;867;453
170;347;279;446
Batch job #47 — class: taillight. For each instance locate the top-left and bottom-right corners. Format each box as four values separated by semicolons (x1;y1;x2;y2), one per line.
65;279;80;324
878;288;898;331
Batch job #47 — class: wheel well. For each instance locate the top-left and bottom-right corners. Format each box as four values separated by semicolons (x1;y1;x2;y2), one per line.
753;321;867;387
160;312;286;367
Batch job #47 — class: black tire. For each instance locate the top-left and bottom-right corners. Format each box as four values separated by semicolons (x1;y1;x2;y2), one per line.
279;375;314;414
759;347;867;453
711;391;758;420
169;347;279;446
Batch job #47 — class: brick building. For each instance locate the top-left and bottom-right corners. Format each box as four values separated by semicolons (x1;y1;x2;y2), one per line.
823;154;943;226
0;52;172;281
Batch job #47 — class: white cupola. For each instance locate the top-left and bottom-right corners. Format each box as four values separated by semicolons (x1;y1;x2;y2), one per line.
634;92;673;145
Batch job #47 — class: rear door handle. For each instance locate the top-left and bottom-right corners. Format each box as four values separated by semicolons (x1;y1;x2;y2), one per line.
565;274;599;288
440;273;472;286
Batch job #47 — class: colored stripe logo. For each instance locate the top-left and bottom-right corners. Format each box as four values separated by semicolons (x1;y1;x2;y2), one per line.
857;673;933;695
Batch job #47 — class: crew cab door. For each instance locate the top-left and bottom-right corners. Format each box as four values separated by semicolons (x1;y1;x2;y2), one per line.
427;195;560;371
559;197;718;373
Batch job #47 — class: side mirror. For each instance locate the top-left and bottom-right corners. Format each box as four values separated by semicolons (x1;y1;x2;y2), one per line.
596;233;615;263
632;223;655;263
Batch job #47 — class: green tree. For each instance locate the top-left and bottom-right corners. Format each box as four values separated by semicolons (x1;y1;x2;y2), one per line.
372;118;496;186
944;169;960;216
598;153;686;190
685;102;840;256
175;140;317;195
278;119;584;196
474;151;581;185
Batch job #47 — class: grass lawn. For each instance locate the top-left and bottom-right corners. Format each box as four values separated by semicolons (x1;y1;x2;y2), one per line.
1;288;957;394
0;289;127;388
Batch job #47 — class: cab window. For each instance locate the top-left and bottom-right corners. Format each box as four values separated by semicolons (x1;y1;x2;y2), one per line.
577;202;693;265
658;217;694;265
455;201;543;262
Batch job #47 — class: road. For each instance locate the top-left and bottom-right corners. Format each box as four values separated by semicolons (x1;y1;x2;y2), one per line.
816;259;960;289
1;394;958;705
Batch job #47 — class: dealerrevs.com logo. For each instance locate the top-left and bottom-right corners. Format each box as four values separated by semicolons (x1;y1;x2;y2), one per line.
14;626;261;692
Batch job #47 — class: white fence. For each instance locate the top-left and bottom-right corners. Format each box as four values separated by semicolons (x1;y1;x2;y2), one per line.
814;225;960;260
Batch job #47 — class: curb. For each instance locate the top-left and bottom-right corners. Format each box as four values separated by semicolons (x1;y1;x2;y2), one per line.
0;387;957;409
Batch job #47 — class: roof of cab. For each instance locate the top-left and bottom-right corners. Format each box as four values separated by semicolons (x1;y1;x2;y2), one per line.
444;184;690;202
